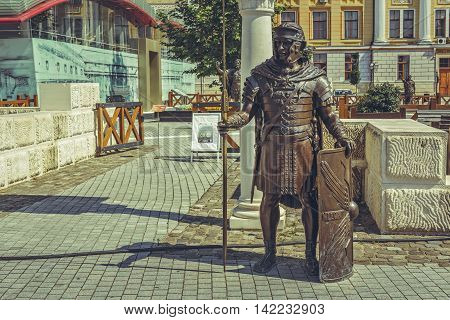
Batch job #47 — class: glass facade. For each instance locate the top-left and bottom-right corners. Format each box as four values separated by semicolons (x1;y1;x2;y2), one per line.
0;0;155;53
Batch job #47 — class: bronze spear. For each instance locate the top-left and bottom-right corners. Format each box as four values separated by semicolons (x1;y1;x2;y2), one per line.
220;0;229;272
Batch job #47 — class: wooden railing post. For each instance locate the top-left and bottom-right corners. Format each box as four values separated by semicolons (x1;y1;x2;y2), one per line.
168;91;173;108
33;95;38;108
338;97;348;119
96;105;103;156
350;107;357;119
119;107;125;143
430;97;437;110
139;104;144;143
400;107;406;119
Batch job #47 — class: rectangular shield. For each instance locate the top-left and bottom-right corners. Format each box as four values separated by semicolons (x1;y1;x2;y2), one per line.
317;147;354;283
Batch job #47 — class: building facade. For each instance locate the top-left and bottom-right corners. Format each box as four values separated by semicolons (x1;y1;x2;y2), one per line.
147;0;199;101
277;0;450;95
0;0;162;110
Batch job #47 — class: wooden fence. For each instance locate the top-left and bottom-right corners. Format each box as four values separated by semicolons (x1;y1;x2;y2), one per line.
167;91;222;108
339;96;450;119
96;102;144;155
0;95;38;108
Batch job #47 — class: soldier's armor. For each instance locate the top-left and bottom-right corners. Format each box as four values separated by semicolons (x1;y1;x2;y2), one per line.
233;60;335;197
244;74;333;137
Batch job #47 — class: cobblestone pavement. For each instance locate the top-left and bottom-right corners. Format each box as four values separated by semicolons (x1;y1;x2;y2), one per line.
0;121;448;300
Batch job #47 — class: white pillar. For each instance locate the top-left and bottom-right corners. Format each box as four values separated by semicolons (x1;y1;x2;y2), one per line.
418;0;432;44
230;0;285;230
373;0;387;45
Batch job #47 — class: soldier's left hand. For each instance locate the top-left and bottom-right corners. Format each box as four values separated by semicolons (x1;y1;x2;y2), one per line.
340;139;355;158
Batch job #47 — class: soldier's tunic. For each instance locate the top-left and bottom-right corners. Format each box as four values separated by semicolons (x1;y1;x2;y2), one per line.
243;58;333;203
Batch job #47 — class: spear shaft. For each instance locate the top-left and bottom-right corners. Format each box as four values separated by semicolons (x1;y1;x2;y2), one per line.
221;0;229;272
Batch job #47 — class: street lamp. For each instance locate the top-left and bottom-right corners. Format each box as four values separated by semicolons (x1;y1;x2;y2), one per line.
369;62;377;87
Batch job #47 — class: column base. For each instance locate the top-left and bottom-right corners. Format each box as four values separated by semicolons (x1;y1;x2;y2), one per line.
229;200;286;230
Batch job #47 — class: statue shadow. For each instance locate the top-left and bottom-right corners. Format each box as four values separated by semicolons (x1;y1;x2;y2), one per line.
154;155;215;163
105;241;316;283
0;195;222;227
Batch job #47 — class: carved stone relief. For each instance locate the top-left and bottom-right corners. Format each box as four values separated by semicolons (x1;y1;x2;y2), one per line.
386;189;450;233
386;136;444;181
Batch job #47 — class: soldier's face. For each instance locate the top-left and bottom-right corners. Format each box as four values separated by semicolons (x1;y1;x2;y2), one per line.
274;38;293;63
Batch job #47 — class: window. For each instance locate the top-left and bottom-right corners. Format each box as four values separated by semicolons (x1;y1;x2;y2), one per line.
390;10;401;38
114;15;129;46
313;12;328;40
390;9;415;38
345;53;358;80
313;53;327;74
403;10;414;38
440;58;450;68
435;10;446;37
344;11;359;39
281;11;297;24
398;56;410;80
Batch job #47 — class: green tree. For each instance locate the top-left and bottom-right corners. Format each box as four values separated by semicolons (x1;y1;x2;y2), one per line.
357;83;402;113
349;53;360;94
157;0;241;78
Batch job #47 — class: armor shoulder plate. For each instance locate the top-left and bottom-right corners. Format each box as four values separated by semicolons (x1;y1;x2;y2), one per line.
314;76;334;104
242;75;260;103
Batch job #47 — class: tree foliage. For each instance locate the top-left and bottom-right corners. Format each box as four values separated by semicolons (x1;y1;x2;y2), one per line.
157;0;241;78
349;53;360;88
357;83;402;113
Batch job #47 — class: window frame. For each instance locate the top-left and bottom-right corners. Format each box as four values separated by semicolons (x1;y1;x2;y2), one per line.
344;10;359;39
397;55;410;81
312;11;328;40
344;53;359;81
389;9;416;39
403;9;414;39
281;10;298;24
435;9;448;38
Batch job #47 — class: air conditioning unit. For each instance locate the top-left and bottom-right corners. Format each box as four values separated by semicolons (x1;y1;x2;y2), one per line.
437;37;447;45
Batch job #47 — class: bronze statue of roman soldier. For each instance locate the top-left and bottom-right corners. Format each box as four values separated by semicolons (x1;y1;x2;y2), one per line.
219;23;356;277
402;74;416;104
216;59;242;102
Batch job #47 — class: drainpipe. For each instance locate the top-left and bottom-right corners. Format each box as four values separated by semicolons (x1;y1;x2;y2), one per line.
433;46;437;96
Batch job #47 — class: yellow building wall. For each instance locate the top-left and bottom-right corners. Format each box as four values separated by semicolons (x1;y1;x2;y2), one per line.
277;0;373;47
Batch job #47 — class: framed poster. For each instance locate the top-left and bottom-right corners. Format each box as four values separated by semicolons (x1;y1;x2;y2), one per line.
191;113;221;152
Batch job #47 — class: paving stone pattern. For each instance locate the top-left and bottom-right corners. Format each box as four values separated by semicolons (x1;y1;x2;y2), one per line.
0;122;448;300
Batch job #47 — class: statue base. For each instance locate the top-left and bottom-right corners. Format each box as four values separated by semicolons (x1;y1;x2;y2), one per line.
229;200;286;230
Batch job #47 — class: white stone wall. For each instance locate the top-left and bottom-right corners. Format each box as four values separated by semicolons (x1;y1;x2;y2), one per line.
0;83;99;190
373;49;435;94
0;111;96;189
364;120;449;234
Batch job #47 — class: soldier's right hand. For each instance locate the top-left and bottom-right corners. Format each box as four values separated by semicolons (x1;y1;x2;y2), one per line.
218;120;230;133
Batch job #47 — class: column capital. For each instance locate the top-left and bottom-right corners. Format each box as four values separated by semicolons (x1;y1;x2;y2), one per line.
238;0;274;15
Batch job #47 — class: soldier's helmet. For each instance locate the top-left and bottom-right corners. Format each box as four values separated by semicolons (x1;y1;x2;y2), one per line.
273;23;306;43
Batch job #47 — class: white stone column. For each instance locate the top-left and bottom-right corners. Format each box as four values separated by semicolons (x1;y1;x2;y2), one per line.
418;0;432;44
230;0;285;230
373;0;387;45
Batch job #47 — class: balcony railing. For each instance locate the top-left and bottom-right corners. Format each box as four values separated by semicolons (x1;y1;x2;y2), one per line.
0;29;138;53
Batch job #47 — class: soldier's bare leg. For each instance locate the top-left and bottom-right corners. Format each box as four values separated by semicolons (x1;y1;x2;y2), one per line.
253;192;281;274
300;190;319;276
